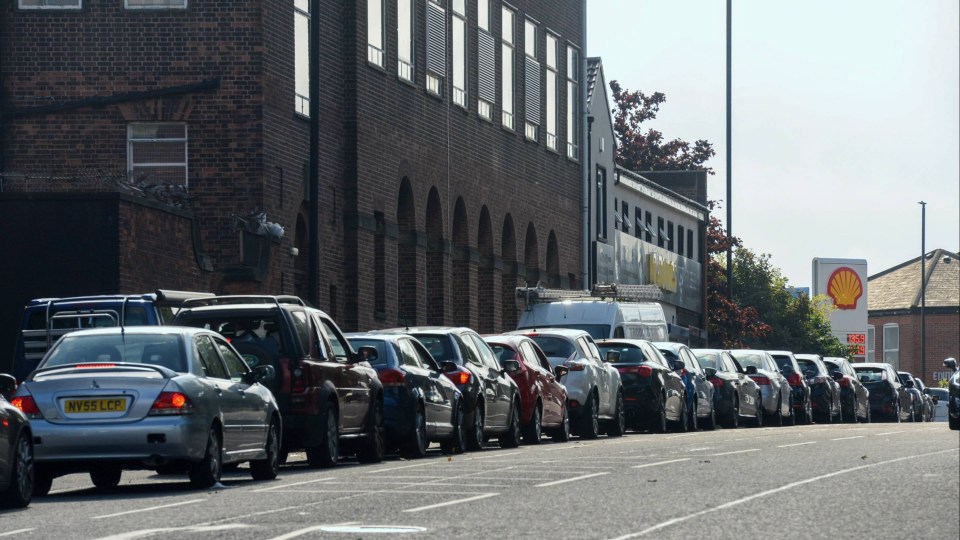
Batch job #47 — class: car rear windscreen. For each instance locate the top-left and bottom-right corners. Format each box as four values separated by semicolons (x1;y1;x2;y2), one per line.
520;324;610;340
730;352;764;370
346;338;390;366
44;334;185;372
528;337;575;361
695;353;718;370
596;344;646;363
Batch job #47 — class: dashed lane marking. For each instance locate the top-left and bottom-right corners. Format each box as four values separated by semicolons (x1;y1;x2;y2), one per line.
831;436;866;441
91;499;206;520
402;493;500;513
535;472;610;487
253;477;336;492
710;449;760;457
631;458;691;469
777;442;817;448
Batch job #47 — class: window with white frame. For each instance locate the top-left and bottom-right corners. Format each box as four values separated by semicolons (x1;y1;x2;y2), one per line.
398;0;414;81
501;6;515;130
523;19;540;141
476;0;495;120
294;0;310;117
883;323;899;368
128;123;188;186
566;44;580;160
19;0;81;8
867;325;876;361
545;33;558;151
425;0;447;96
451;0;467;107
125;0;187;8
367;0;385;67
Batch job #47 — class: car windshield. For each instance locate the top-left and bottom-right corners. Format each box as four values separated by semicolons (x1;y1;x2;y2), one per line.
823;360;841;372
770;355;795;373
926;388;947;398
730;352;764;369
521;324;610;340
412;335;457;363
489;344;519;363
695;353;718;370
43;334;185;372
797;359;820;376
347;338;390;366
596;344;646;363
528;337;576;364
854;367;887;382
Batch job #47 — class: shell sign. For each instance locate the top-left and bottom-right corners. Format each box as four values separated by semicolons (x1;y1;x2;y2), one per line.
826;266;863;309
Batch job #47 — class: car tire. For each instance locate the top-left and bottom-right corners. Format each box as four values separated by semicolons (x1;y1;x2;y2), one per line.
402;403;429;459
754;401;764;428
189;426;223;488
1;431;34;508
893;402;901;423
307;407;339;468
466;402;485;451
605;390;626;437
772;393;784;427
440;400;467;454
785;395;796;426
702;403;717;431
358;399;385;464
580;393;601;439
725;395;740;429
499;401;522;449
33;470;53;498
671;400;689;433
250;420;281;481
949;414;960;430
522;402;543;445
90;467;122;490
552;404;571;442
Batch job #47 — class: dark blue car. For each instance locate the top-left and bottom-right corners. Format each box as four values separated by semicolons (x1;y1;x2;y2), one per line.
654;342;717;431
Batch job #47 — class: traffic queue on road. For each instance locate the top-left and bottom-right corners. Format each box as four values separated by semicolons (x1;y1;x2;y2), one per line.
2;293;958;511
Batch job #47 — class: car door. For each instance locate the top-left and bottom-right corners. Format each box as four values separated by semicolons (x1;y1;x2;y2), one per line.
315;314;371;432
470;333;514;428
214;334;268;453
580;336;611;415
195;334;245;456
646;343;683;418
726;354;758;416
521;341;561;425
682;347;711;418
401;337;450;436
410;338;457;435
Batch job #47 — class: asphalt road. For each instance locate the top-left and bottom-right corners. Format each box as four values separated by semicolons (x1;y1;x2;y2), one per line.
2;421;958;540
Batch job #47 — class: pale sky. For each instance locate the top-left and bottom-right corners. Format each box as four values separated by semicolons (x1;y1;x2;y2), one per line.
588;0;960;287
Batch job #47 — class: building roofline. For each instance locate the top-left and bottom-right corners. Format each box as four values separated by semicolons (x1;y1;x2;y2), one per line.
615;166;710;214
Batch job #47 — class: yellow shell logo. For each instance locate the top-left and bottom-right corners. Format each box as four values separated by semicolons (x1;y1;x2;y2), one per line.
827;267;863;309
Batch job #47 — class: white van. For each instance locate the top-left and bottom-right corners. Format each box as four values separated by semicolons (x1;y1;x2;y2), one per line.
517;300;669;341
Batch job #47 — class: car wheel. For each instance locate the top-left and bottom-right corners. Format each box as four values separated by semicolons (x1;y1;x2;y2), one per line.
754;400;764;428
189;426;223;488
466;402;485;451
726;395;740;429
651;393;668;434
672;399;689;433
500;402;522;449
949;413;960;430
864;406;871;424
605;390;626;437
702;402;717;431
893;401;901;423
553;404;572;442
402;403;429;458
772;393;784;427
440;399;467;454
687;399;698;432
785;395;796;426
307;407;339;468
90;467;122;490
250;419;280;481
844;399;856;424
358;399;385;464
580;393;601;439
1;432;34;508
522;402;543;444
33;470;53;497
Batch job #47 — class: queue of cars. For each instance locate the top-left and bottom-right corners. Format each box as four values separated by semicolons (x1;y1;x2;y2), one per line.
2;292;956;510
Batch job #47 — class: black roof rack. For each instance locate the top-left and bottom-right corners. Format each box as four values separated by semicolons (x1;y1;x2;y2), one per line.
178;294;307;310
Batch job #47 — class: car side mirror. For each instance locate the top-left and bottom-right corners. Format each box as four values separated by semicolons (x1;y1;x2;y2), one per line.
672;360;685;371
501;359;521;374
831;371;843;381
703;367;717;379
354;345;378;364
554;365;569;379
255;364;276;383
931;396;939;404
0;373;16;399
606;351;621;362
944;359;958;371
440;361;459;373
745;365;758;375
904;379;914;388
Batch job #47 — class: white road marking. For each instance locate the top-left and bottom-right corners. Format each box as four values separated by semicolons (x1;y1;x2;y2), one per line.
91;499;206;520
365;461;439;474
253;477;336;492
535;472;610;487
403;492;499;512
777;441;817;448
711;449;760;456
544;443;593;451
0;530;35;537
666;433;700;439
831;436;865;441
608;448;958;539
632;459;691;469
93;524;251;540
266;522;359;540
875;431;905;436
468;451;524;460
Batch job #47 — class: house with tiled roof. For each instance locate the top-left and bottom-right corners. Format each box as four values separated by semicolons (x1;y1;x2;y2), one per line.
867;249;960;385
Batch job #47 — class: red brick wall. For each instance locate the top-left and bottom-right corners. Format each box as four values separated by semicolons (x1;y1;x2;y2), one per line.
869;311;960;384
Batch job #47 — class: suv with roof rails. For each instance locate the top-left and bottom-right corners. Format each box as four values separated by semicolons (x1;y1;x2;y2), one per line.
172;295;384;467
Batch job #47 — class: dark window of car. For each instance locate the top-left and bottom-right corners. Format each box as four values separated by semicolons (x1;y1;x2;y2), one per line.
347;338;390;366
215;337;250;382
289;310;312;356
196;335;229;379
770;355;795;373
681;349;701;375
658;348;680;369
317;315;351;362
409;339;441;371
796;359;820;377
726;355;745;373
695;352;717;370
853;367;886;382
597;343;645;363
519;342;546;371
529;336;575;360
645;344;671;368
397;338;424;368
730;352;764;370
457;334;484;366
490;344;518;363
470;334;501;371
415;335;459;364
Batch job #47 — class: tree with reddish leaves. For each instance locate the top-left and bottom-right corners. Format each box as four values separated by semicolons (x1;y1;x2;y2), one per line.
610;80;716;174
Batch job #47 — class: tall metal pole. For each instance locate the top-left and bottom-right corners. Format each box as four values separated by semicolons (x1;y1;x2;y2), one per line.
919;201;926;379
725;0;733;303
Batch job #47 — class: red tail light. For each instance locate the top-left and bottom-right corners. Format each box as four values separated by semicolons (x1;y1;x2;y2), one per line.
565;360;589;372
11;396;43;419
788;373;803;386
837;377;850;388
149;391;194;415
709;378;725;388
378;368;406;386
444;370;472;385
751;375;771;385
291;365;308;393
77;363;117;369
618;365;653;377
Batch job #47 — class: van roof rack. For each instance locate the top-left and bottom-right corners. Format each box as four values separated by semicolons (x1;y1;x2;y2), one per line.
178;294;307;309
516;282;663;304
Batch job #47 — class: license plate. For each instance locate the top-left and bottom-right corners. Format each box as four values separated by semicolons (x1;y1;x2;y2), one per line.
63;398;127;413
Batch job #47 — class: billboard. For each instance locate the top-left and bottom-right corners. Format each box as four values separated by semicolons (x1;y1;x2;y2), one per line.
812;258;868;360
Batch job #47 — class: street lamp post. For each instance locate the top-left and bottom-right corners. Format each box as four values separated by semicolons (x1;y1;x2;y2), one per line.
919;201;926;380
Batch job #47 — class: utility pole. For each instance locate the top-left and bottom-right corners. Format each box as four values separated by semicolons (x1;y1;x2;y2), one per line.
919;201;926;380
726;0;733;304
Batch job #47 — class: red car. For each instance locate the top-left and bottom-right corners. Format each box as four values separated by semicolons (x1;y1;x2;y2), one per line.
484;335;570;444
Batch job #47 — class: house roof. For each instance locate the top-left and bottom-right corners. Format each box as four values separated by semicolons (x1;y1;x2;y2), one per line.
586;57;602;108
867;248;960;311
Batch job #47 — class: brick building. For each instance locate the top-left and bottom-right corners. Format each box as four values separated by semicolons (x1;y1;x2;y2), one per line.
0;0;586;372
867;249;960;385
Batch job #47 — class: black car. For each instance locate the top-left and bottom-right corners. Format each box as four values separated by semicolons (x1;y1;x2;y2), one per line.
853;363;913;423
1;373;33;508
796;354;842;423
595;339;686;433
945;358;959;430
897;372;926;422
654;342;717;431
382;327;522;450
346;333;467;457
912;377;935;422
823;356;871;423
692;349;762;428
768;350;811;425
172;295;385;467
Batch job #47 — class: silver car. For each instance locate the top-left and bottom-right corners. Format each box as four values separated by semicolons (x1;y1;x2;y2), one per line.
11;326;281;495
505;329;624;439
729;349;793;425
